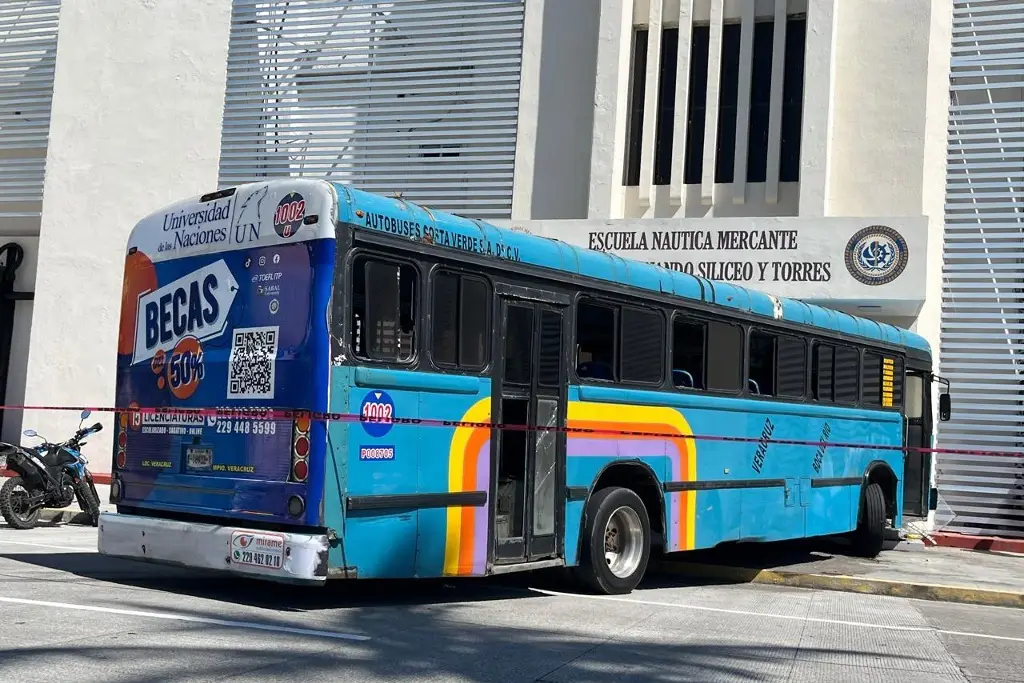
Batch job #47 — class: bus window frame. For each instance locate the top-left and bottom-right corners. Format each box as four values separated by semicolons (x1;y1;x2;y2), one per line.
746;326;779;399
619;303;667;386
573;294;622;386
427;263;493;374
345;248;422;368
832;343;861;407
705;318;746;397
670;311;709;393
572;293;667;389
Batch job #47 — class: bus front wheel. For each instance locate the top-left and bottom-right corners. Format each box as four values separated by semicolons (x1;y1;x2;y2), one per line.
851;482;886;558
577;487;651;595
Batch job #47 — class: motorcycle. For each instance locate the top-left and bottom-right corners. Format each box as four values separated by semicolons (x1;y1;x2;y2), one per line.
0;410;103;530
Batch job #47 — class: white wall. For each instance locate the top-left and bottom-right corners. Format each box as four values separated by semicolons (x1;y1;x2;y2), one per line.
828;0;936;217
22;0;232;473
825;0;952;380
513;0;601;220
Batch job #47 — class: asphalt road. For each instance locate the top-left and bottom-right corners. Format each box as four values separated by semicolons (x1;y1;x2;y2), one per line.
0;524;1022;682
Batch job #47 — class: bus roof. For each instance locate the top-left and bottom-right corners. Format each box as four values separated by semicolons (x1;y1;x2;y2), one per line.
335;182;931;356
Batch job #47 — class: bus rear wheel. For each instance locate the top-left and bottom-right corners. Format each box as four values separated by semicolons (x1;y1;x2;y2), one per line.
577;487;651;595
851;482;886;558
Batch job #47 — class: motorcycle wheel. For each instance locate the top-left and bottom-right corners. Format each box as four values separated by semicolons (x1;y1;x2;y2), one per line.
0;476;42;530
83;481;100;527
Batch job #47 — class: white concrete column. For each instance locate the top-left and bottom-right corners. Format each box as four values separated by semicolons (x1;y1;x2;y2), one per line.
589;0;636;218
764;0;788;205
797;0;839;217
638;0;664;210
22;0;232;470
916;0;953;532
669;0;694;204
731;0;755;205
700;0;724;205
511;0;545;220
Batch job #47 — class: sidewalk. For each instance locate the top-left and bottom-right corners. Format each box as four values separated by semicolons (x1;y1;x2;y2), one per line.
0;478;115;527
652;537;1024;609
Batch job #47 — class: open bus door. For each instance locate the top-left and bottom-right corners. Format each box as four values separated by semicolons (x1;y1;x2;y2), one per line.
490;283;569;568
903;367;950;518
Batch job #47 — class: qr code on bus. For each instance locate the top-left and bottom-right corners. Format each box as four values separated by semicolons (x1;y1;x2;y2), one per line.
227;326;279;399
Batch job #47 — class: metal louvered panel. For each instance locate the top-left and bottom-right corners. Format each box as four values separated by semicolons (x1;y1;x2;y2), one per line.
218;0;525;219
940;0;1024;539
0;0;59;214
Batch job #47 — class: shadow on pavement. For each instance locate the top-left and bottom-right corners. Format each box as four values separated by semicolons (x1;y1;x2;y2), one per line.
0;542;944;681
0;622;918;683
0;549;561;611
0;531;893;610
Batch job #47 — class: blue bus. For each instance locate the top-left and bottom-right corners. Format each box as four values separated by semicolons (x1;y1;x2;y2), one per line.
99;179;950;594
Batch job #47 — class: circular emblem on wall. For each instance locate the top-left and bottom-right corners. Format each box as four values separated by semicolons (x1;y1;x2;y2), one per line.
360;390;395;438
844;225;909;286
273;192;306;239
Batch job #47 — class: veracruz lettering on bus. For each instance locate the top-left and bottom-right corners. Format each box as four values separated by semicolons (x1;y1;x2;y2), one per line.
132;259;239;365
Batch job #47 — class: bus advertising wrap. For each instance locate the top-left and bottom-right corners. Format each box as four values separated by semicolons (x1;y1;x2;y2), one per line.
113;181;336;525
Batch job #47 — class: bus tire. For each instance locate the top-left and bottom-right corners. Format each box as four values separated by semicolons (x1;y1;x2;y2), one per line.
852;482;886;558
577;486;651;595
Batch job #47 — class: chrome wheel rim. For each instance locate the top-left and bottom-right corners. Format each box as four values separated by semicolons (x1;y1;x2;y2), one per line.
603;505;644;578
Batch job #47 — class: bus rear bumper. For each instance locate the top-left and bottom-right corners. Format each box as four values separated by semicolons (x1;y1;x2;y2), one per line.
97;512;330;583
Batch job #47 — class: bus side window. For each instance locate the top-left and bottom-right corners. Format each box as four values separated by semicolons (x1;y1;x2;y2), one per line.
862;352;883;407
620;306;664;384
351;256;417;363
834;345;860;405
431;271;490;370
892;357;905;408
576;300;617;381
812;343;834;402
672;316;706;390
905;374;924;419
748;330;777;396
862;352;903;409
816;343;858;405
777;335;806;399
748;330;805;399
707;321;743;392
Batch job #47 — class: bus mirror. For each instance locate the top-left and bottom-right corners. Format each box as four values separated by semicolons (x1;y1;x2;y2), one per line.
939;392;951;422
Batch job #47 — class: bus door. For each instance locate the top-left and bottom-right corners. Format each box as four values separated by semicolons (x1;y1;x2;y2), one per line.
903;367;933;518
491;283;569;565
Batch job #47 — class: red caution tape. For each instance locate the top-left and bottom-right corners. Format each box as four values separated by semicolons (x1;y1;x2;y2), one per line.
0;402;1020;458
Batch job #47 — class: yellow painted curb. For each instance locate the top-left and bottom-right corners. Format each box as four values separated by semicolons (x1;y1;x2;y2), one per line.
655;561;1024;609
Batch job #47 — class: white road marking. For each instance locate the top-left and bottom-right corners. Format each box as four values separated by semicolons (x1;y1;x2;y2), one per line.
528;588;1024;644
0;596;371;642
0;539;95;552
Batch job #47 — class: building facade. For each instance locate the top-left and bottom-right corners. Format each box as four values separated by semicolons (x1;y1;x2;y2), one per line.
0;0;1018;536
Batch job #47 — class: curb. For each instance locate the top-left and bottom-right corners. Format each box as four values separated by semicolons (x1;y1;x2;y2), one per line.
925;532;1024;555
654;561;1024;610
38;509;97;526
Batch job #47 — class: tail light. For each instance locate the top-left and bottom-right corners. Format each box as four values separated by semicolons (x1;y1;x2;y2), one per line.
115;413;127;469
289;415;310;483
